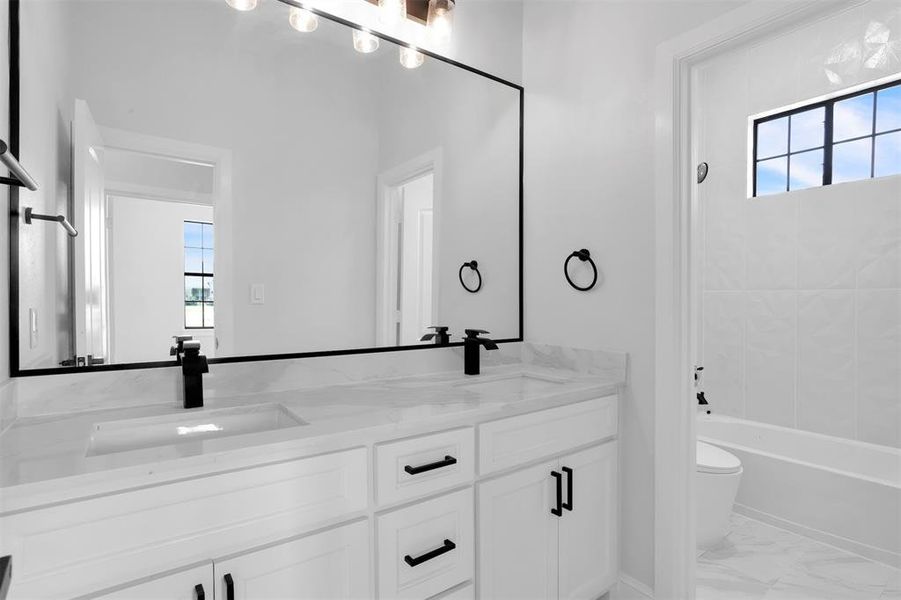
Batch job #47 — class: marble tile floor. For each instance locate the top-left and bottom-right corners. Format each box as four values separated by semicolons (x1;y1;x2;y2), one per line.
697;513;901;600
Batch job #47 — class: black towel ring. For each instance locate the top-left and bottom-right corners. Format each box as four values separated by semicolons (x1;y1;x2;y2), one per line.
564;249;598;291
459;260;482;293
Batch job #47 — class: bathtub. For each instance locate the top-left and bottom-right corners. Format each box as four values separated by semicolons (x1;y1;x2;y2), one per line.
698;414;901;567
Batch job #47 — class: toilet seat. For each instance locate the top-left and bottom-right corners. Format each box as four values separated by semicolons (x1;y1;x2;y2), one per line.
697;441;741;475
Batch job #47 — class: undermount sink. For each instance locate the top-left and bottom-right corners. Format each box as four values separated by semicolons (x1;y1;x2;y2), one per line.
457;373;567;395
86;404;307;457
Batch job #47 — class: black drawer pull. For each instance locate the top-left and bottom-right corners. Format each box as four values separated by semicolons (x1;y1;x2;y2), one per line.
404;455;457;475
551;471;563;516
224;573;234;600
562;466;573;511
404;539;456;567
194;584;205;600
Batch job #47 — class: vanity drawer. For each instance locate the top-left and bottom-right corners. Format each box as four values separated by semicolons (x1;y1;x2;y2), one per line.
478;396;617;474
375;428;474;506
376;488;474;600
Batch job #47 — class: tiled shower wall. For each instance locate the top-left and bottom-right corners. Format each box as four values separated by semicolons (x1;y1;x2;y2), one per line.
698;1;901;448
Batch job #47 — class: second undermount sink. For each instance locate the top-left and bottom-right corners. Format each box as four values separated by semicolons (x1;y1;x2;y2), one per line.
457;373;568;396
86;404;307;457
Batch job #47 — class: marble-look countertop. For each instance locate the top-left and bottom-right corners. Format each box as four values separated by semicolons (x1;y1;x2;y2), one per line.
0;355;624;514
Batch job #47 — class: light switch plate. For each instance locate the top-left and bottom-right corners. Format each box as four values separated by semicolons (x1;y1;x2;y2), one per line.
29;308;38;349
250;283;265;305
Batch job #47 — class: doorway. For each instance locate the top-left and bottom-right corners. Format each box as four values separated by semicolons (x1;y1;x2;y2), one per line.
376;150;442;347
651;2;891;598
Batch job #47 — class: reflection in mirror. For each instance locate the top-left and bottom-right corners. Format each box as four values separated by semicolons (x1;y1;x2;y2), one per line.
14;0;521;370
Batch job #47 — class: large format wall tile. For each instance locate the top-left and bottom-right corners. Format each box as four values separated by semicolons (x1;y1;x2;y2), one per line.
745;292;796;427
856;179;901;289
856;289;901;447
747;31;801;116
745;195;797;290
703;292;746;417
797;290;856;438
704;183;746;291
798;186;858;290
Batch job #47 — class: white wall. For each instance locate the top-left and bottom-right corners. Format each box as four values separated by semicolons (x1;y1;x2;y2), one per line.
376;52;521;342
698;0;901;448
108;197;214;364
56;0;383;359
17;0;73;368
447;0;523;84
521;0;741;589
13;0;525;366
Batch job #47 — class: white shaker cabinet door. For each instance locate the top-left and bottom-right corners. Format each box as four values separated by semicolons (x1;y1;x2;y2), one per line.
214;520;371;600
87;563;213;600
477;459;559;600
557;442;618;600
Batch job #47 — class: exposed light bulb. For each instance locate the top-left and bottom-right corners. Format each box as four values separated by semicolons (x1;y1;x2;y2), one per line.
353;30;380;54
399;46;424;69
379;0;407;26
426;0;455;49
225;0;259;11
288;6;318;32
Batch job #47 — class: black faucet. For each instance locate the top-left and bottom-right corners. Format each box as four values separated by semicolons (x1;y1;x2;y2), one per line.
463;329;498;375
420;326;451;346
181;340;209;409
170;335;194;365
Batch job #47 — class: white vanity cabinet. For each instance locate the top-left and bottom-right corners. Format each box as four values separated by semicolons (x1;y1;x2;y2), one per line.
1;394;619;600
477;441;618;600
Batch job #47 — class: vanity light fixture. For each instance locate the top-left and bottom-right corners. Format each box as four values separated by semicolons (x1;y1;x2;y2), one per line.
288;6;319;32
426;0;455;49
399;46;425;69
353;29;380;53
379;0;407;26
225;0;260;11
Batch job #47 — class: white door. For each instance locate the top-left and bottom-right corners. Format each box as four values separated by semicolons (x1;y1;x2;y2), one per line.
477;459;559;600
214;521;371;600
557;443;618;600
90;563;213;599
399;173;434;345
72;99;110;363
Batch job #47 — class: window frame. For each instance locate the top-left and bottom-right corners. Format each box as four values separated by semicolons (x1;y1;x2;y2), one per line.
183;220;214;330
752;77;901;197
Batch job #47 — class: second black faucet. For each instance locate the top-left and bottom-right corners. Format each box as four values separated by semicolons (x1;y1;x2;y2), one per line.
463;329;498;375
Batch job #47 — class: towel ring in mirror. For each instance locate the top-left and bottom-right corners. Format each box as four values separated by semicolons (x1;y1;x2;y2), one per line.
564;249;598;291
459;260;482;293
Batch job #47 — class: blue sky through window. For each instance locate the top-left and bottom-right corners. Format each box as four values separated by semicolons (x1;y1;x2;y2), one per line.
753;81;901;195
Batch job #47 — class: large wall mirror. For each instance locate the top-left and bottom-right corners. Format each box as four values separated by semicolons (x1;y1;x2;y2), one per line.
8;0;522;374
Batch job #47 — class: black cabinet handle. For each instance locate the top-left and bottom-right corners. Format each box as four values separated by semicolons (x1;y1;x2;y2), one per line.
224;573;234;600
562;466;573;511
404;539;456;567
194;584;205;600
551;471;563;516
404;455;457;475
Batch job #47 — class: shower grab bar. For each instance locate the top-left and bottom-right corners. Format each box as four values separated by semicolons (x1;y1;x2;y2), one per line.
0;140;38;191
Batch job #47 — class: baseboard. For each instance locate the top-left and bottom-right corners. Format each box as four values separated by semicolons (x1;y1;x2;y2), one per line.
734;503;901;569
619;572;654;599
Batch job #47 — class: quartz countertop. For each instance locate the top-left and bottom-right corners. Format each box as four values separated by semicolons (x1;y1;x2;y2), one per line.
0;360;623;514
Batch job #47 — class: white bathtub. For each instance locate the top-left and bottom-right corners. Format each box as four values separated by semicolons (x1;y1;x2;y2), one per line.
698;414;901;567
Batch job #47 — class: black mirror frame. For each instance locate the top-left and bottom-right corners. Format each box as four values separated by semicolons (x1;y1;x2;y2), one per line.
5;0;524;376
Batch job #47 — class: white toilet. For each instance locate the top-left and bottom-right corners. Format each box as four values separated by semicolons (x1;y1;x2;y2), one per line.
696;441;743;547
